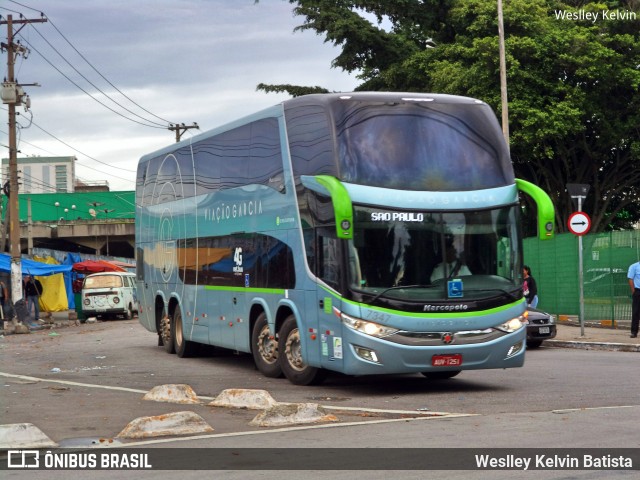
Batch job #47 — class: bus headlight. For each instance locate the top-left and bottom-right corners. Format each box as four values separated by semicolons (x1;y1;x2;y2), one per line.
340;313;399;338
496;316;525;333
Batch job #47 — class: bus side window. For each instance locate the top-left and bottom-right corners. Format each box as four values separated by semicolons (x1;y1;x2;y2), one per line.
318;233;341;291
303;228;316;276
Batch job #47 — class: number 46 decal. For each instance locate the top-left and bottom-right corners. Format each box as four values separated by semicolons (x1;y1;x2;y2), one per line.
233;247;243;273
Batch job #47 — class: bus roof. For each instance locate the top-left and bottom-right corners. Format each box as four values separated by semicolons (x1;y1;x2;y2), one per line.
138;92;488;165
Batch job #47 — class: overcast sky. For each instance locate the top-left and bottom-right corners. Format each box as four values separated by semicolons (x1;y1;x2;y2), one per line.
1;0;361;191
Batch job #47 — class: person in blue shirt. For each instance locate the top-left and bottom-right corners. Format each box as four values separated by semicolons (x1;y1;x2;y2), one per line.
628;260;640;339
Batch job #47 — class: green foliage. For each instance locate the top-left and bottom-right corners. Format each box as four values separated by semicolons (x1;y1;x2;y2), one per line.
283;0;640;233
256;83;330;97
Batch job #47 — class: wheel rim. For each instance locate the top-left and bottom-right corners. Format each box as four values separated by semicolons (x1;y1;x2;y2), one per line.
284;328;305;371
257;325;278;365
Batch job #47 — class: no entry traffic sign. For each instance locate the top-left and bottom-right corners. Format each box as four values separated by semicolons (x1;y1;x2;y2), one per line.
567;212;591;236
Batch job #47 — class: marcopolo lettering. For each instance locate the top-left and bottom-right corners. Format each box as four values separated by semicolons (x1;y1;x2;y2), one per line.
423;304;469;312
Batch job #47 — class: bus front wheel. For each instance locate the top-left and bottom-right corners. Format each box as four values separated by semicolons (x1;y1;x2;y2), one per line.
251;313;282;378
278;315;326;386
174;304;198;358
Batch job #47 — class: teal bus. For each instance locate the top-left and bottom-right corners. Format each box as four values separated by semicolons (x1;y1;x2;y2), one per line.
135;92;554;385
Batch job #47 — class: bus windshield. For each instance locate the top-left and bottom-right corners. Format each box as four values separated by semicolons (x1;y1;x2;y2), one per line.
348;205;522;304
334;101;513;191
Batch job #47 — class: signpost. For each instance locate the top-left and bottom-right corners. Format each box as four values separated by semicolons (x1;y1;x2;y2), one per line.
566;184;590;336
567;212;591;236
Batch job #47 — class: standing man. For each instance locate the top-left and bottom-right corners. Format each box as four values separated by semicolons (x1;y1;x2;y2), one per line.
628;260;640;339
24;275;44;323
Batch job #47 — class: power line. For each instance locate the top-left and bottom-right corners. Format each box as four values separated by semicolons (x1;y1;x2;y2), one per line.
15;35;167;129
7;1;173;125
0;106;137;185
0;125;135;187
20;25;168;127
27;120;136;175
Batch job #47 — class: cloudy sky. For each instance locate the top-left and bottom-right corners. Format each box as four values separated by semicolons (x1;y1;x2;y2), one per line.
1;0;361;191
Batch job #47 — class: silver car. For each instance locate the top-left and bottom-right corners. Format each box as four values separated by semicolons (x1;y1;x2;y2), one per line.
525;307;557;348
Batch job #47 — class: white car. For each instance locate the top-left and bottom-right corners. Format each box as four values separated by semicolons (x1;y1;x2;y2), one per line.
82;272;139;320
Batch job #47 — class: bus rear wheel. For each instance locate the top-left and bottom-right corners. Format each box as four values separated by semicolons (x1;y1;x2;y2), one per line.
251;313;282;377
160;313;175;354
278;315;326;386
174;304;198;358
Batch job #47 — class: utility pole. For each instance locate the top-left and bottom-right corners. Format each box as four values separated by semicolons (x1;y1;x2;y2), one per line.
168;122;199;143
1;14;47;313
497;0;509;146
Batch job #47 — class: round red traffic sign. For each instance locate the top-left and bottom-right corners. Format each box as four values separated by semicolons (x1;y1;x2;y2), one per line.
567;212;591;236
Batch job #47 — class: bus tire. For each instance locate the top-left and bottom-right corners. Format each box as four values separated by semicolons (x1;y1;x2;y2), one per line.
125;304;133;320
251;313;282;378
174;304;198;358
421;370;461;380
278;315;326;386
160;313;175;354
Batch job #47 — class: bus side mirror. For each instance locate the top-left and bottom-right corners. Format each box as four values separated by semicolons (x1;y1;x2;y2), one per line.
301;175;354;240
516;179;555;240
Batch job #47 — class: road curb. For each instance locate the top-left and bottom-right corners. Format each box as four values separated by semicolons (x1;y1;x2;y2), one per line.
545;340;640;353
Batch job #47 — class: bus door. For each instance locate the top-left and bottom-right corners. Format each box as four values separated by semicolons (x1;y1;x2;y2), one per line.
315;227;345;368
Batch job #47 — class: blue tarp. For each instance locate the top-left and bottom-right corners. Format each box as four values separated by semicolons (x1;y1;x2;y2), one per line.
62;253;82;310
0;254;73;276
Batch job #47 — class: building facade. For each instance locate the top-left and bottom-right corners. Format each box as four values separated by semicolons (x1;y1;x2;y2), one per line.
1;156;76;194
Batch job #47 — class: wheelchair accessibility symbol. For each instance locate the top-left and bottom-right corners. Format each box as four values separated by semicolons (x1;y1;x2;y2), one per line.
448;279;463;298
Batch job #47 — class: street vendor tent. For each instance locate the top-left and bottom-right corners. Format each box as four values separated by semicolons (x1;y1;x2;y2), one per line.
33;256;69;312
0;253;72;276
0;253;74;314
72;260;126;274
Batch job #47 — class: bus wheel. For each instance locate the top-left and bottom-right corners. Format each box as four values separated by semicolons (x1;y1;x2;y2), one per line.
125;304;133;320
160;313;175;354
174;305;198;358
278;315;326;386
251;313;282;377
421;371;461;380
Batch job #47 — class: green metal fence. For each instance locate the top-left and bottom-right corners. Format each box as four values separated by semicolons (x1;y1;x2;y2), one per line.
523;230;640;322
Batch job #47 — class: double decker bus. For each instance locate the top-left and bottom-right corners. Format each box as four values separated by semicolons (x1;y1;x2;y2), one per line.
135;92;554;385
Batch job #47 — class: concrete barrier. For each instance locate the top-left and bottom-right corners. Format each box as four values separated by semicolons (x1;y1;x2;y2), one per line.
209;388;277;410
250;403;338;427
0;423;58;448
143;384;201;404
116;411;214;439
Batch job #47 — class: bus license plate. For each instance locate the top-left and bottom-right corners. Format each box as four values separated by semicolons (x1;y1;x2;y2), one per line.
539;327;550;334
432;354;462;367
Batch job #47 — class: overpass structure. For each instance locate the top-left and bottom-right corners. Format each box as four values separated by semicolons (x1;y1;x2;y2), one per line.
2;191;135;258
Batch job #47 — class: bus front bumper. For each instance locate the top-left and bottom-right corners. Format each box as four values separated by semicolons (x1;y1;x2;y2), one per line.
324;327;526;376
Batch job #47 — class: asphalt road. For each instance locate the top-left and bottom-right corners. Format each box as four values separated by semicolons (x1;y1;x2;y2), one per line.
2;318;639;479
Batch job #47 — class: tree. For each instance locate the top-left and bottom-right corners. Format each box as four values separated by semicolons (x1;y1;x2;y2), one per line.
279;0;640;233
256;83;330;96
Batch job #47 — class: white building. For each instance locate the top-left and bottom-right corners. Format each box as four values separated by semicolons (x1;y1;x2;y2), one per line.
1;156;76;193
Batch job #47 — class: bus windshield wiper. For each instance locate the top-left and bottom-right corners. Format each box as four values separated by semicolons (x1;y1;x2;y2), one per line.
369;284;436;304
462;287;521;301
